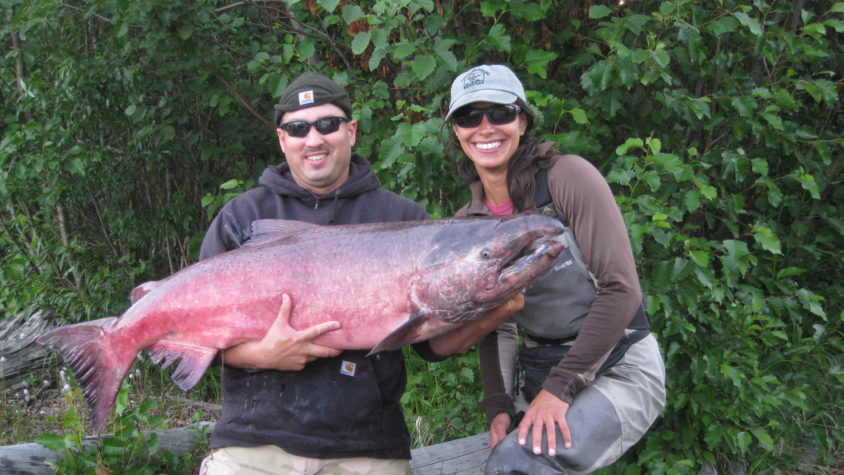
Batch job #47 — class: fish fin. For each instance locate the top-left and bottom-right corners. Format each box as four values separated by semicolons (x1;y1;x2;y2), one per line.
146;341;217;391
367;312;434;356
129;281;159;305
37;318;135;430
245;219;317;247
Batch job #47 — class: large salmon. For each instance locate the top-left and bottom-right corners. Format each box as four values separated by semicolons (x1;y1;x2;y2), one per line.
38;214;564;429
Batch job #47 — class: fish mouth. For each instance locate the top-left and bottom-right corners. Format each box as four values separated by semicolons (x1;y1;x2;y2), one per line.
497;236;564;286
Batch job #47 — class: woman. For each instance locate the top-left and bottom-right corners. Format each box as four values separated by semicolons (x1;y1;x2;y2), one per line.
445;64;666;474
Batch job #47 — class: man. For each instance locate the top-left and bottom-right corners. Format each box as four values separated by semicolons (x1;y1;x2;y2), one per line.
199;71;520;474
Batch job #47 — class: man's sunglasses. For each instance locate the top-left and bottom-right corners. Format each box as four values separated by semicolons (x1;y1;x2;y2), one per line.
452;104;521;128
279;116;349;138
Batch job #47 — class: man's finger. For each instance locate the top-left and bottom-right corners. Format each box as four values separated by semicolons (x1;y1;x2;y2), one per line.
299;320;342;341
264;294;294;338
306;344;343;359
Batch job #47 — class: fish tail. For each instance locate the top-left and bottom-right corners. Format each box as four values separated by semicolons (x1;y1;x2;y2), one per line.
37;318;135;430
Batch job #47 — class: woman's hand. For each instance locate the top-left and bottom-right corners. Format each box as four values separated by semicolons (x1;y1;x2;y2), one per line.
222;294;343;371
489;413;512;449
517;389;571;456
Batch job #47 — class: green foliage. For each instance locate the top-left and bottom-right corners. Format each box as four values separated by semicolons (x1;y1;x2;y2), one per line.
2;0;841;472
402;347;487;447
36;384;209;474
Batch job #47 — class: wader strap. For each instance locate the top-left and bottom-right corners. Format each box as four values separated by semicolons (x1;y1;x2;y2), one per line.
534;167;650;332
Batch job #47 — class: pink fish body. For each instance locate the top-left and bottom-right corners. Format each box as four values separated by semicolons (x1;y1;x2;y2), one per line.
39;214;564;429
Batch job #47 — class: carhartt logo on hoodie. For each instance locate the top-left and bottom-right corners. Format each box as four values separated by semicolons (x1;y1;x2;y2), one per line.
340;360;356;377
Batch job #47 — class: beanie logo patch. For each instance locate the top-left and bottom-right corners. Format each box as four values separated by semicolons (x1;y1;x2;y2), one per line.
298;90;314;106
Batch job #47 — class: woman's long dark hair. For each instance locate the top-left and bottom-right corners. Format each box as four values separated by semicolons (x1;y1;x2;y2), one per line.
448;100;555;212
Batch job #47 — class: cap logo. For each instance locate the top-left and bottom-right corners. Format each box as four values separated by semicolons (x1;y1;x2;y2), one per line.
298;90;314;106
462;68;489;90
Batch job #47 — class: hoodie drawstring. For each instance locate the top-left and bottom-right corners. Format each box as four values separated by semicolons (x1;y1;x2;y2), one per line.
328;190;341;224
307;190;342;224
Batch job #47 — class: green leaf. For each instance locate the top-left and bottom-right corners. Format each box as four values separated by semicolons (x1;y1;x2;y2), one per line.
796;172;820;199
825;18;844;33
736;431;751;453
689;250;709;267
616;137;644;156
568;107;588;125
342;4;365;23
750;158;768;176
803;22;826;40
708;16;739;36
391;42;416;61
115;383;130;415
479;0;506;17
411;55;436;81
762;111;783;130
699;184;717;200
776;267;806;278
67;158;85;176
369;47;387;71
753;226;782;254
351;31;371;55
733;12;762;36
436;48;458;72
684;189;701;212
510;0;546;21
487;24;512;52
115;20;129;38
588;5;612;19
219;179;240;190
297;40;316;59
796;79;838;105
410;0;435;13
731;95;755;117
36;433;71;450
722;239;750;273
178;24;193;40
525;49;557;78
317;0;341;13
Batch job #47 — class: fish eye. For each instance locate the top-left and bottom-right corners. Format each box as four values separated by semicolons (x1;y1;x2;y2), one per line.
481;249;491;259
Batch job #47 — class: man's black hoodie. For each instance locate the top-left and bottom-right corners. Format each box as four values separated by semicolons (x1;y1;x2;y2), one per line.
200;154;431;459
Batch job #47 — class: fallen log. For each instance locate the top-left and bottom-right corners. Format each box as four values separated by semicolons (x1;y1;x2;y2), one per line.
0;310;57;394
0;422;214;474
0;424;490;474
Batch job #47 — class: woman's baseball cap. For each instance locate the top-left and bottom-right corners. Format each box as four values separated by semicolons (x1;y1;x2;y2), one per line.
445;64;532;123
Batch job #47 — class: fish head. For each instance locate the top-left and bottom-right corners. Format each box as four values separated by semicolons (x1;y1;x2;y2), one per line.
410;214;565;322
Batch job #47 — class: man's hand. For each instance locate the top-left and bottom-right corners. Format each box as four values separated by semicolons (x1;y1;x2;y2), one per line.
222;294;342;371
428;292;524;356
517;389;571;457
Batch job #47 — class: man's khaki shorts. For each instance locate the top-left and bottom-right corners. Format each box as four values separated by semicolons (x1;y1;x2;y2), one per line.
200;444;413;475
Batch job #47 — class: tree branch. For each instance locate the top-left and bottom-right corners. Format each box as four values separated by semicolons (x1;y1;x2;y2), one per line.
200;57;276;130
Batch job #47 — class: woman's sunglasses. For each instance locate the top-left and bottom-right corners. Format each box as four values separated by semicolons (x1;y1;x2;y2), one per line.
279;116;349;138
452;104;521;128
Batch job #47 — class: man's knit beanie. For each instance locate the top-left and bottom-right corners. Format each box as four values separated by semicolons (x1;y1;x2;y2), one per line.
273;71;353;126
